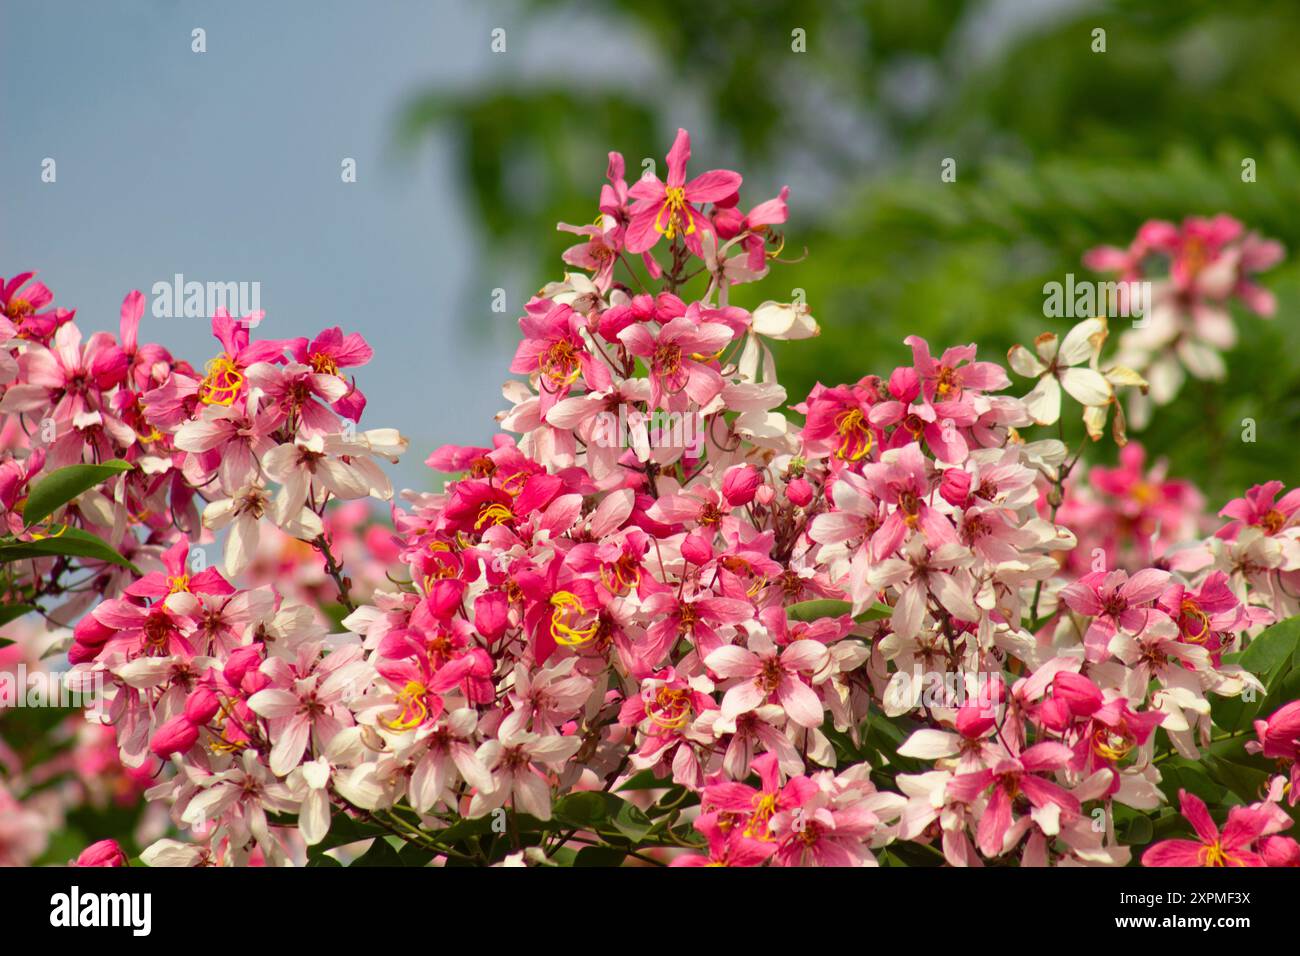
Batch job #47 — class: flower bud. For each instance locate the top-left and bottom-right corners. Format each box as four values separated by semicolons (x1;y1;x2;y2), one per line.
474;590;509;641
67;641;101;665
184;686;221;725
74;839;128;868
681;530;714;565
888;366;920;402
786;477;813;507
73;614;114;648
150;715;199;758
722;465;761;506
1053;671;1104;716
954;704;995;739
223;645;262;687
939;468;973;507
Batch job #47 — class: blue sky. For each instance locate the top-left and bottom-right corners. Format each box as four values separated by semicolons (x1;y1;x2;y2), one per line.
0;0;650;489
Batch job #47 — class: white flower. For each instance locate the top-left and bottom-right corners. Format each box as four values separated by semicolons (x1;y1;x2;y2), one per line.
751;300;820;340
1008;318;1115;425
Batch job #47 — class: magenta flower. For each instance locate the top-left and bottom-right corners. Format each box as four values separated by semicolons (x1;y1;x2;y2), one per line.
671;811;776;867
1059;567;1170;662
946;742;1079;858
73;839;128;867
1142;790;1270;867
288;327;373;422
705;632;829;729
510;301;610;412
624;128;742;257
859;442;955;560
618;315;731;410
1;271;75;341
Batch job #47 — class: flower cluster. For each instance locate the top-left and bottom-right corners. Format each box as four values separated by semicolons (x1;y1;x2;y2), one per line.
3;130;1298;868
1083;215;1283;429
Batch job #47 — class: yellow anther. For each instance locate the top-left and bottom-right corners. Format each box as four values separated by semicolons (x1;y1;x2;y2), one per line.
834;408;872;461
654;187;695;240
384;681;430;731
198;355;244;406
549;591;598;646
475;502;514;530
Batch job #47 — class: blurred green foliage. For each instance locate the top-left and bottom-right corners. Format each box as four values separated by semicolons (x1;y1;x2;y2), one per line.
398;0;1300;504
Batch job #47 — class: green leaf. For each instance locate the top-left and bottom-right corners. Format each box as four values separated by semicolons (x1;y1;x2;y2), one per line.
573;845;625;867
616;769;672;792
1203;754;1271;805
786;599;891;623
787;599;851;621
552;791;610;827
854;603;894;622
429;814;498;844
0;603;36;630
1157;760;1227;806
1239;617;1300;683
348;836;404;866
610;800;653;842
1210;691;1260;735
305;810;389;855
1119;813;1153;846
21;460;132;528
397;842;436;867
0;527;139;573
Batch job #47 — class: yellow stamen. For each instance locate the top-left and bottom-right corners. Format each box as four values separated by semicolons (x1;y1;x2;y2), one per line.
475;502;514;530
1131;481;1156;506
744;793;778;841
1199;840;1240;867
309;352;340;377
834;408;872;461
539;341;583;389
29;521;68;541
654;186;695;240
549;591;598;646
1091;726;1135;762
198;355;244;406
384;681;430;731
1179;600;1211;644
646;687;691;730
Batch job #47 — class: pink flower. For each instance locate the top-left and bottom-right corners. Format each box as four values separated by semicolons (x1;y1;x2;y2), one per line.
1059;568;1170;662
859;442;955;560
125;538;234;603
1217;480;1300;539
703;752;816;841
624;128;742;256
510;301;610;412
1142;790;1269;867
469;722;582;821
1;271;75;341
73;839;128;867
671;811;776;867
288;327;373;422
193;309;285;408
618;315;732;410
946;742;1079;858
246;644;369;776
705;632;829;728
